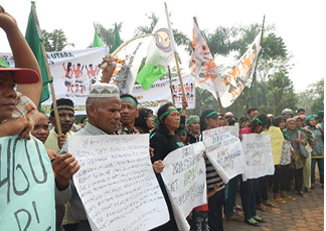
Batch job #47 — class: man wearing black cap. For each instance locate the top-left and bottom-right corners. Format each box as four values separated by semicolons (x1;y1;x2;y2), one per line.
44;98;76;154
116;93;140;134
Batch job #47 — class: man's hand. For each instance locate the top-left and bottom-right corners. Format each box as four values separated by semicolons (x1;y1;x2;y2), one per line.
149;147;154;158
0;6;17;33
0;117;32;139
52;153;80;190
100;54;117;83
152;160;164;174
57;133;67;149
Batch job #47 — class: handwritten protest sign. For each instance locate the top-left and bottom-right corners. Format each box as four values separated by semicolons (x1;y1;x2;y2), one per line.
241;134;275;180
0;136;55;231
69;134;169;231
161;142;206;231
202;126;245;184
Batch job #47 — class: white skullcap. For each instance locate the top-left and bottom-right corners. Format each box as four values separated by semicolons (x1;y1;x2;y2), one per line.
88;82;120;98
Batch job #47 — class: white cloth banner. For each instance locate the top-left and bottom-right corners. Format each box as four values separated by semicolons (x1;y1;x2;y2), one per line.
241;133;275;180
161;142;207;231
202;126;245;184
132;74;195;111
1;48;107;115
69;134;169;231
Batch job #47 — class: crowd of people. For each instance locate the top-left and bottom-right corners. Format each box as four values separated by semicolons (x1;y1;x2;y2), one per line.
0;5;324;231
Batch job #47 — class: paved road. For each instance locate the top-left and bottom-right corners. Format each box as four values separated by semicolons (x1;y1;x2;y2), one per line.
223;183;324;231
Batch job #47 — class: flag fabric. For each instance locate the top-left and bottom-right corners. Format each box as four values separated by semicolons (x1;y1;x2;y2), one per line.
219;32;262;108
111;23;123;52
191;21;225;98
92;31;104;47
25;2;50;106
136;8;176;90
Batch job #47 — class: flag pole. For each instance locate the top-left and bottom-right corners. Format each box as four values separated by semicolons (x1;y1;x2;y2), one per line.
167;65;175;105
193;17;224;114
250;15;265;107
31;2;62;135
165;2;186;103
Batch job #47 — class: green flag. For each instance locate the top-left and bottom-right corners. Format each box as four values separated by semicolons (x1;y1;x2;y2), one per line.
92;31;104;47
111;23;122;53
25;1;50;106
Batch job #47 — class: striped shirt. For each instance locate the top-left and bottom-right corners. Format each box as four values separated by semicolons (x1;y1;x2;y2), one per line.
205;157;225;191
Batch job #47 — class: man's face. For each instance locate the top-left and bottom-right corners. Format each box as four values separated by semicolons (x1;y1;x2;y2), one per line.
248;110;259;120
50;109;75;134
0;75;17;122
284;113;292;119
91;98;121;134
119;101;138;127
297;111;305;116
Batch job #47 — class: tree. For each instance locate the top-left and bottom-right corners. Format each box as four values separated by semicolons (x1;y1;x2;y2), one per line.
297;78;324;115
42;29;73;52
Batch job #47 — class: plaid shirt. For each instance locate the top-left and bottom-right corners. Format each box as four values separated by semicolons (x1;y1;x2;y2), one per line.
12;92;40;125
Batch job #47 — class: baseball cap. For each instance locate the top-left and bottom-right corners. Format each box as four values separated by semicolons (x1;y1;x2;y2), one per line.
0;56;39;84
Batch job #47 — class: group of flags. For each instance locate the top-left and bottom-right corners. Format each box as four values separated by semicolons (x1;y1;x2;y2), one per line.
24;2;261;109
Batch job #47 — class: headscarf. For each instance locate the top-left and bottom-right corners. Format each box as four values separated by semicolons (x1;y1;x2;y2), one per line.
272;116;286;127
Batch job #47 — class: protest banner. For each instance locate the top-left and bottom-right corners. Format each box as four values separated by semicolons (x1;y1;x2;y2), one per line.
133;74;195;111
202;126;245;184
241;133;275;180
0;136;55;231
69;134;169;231
161;142;206;231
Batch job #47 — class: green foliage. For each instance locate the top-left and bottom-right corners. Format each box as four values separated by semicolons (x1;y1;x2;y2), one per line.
42;29;73;51
94;22;123;52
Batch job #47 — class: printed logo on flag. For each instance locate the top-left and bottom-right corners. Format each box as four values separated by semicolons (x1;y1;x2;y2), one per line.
154;28;172;52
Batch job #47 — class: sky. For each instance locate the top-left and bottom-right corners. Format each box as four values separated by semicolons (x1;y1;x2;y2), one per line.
0;0;325;92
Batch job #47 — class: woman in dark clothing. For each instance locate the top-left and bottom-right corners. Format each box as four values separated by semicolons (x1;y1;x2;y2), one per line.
135;107;155;134
150;102;183;231
186;115;201;144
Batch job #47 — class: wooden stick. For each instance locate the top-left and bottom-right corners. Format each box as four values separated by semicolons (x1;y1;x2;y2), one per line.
167;65;175;105
31;3;62;135
100;33;156;70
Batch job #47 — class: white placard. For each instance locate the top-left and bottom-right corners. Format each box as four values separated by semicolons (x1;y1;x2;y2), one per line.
161;142;207;231
69;134;169;231
202;126;245;184
241;133;275;180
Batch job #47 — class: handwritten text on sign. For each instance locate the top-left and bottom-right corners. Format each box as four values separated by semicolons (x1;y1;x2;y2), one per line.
203;126;245;184
70;134;169;231
161;142;207;231
0;136;55;231
241;134;275;180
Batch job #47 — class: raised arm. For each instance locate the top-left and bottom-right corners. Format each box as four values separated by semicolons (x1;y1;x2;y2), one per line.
0;6;42;106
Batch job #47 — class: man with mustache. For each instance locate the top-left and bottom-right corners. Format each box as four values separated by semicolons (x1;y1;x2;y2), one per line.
44;98;76;154
115;93;140;135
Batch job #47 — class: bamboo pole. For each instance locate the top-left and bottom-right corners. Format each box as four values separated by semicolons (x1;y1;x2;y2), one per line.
193;16;224;114
31;2;62;135
165;2;186;102
100;33;156;70
167;65;175;105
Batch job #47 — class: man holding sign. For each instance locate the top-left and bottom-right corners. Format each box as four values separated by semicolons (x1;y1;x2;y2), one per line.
0;5;55;231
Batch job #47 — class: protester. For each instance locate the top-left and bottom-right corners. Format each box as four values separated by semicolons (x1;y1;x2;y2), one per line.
296;108;305;116
44;98;76;154
239;117;250;129
186;115;201;144
200;110;225;231
150;102;182;231
283;118;308;197
305;115;324;189
272;117;296;202
176;124;189;146
239;114;270;226
282;108;294;119
135;107;155;133
55;83;122;230
116;93;140;134
247;107;259;120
